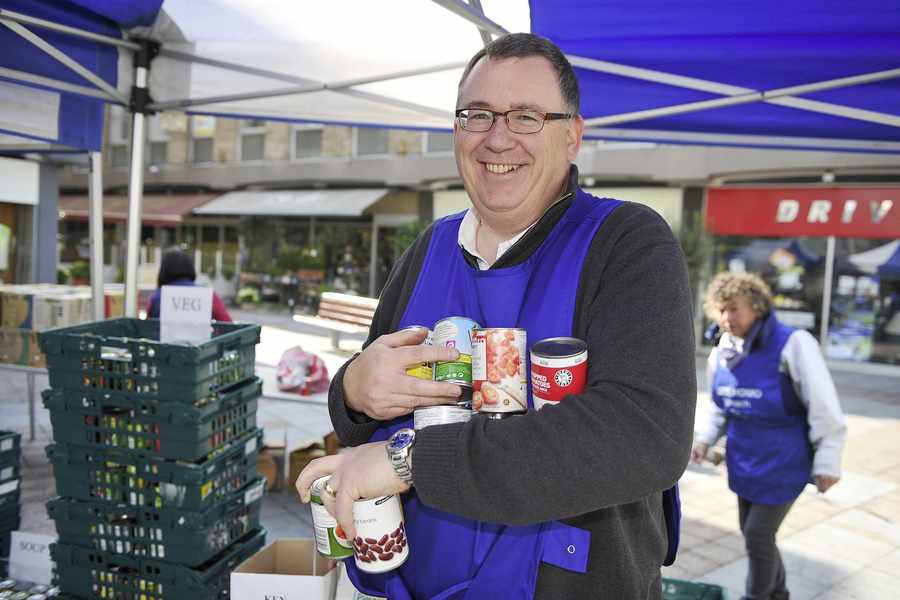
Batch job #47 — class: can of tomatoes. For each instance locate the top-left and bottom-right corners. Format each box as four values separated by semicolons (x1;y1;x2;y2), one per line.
353;494;408;573
402;325;434;380
433;316;480;406
472;328;528;416
530;337;588;410
309;476;354;559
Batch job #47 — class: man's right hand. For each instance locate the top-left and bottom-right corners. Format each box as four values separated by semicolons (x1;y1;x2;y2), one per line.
343;327;463;420
690;441;709;464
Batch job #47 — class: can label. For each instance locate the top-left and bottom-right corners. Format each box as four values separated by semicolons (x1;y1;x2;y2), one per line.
530;338;588;410
433;317;479;386
472;328;528;414
353;495;408;573
414;405;472;430
309;477;354;559
403;326;434;380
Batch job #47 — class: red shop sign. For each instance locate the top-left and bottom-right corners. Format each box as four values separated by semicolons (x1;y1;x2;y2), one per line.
706;187;899;238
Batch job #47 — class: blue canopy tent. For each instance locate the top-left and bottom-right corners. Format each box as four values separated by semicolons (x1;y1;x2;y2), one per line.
878;244;900;279
1;0;898;315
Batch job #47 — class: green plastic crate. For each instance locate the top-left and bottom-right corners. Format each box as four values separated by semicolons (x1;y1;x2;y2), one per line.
0;430;21;461
0;486;20;512
48;476;265;567
53;528;265;600
39;318;259;405
44;377;261;461
662;578;728;600
48;429;262;511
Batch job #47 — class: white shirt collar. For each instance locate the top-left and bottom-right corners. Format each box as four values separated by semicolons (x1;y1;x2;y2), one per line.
457;209;537;271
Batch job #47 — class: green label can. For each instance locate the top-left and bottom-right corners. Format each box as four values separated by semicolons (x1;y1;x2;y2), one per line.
310;476;354;559
432;316;479;389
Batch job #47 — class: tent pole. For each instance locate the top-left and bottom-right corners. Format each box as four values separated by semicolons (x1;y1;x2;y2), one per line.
124;40;159;317
88;151;105;321
819;236;836;348
0;8;140;50
429;0;508;36
466;0;494;45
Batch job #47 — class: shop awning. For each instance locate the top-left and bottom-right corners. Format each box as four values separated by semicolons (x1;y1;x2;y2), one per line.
58;192;216;225
847;240;900;276
192;189;388;217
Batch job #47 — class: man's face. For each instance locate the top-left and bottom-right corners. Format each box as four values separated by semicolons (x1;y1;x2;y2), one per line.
454;56;584;222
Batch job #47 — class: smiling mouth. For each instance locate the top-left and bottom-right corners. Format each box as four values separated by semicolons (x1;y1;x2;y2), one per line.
484;163;520;174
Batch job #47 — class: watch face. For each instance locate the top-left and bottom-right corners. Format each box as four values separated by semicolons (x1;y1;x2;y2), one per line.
389;430;413;450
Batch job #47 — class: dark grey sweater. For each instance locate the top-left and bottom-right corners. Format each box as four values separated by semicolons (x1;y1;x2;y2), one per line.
328;182;696;599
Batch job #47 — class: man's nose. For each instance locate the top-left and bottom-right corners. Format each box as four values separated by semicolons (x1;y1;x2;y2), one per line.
483;116;517;151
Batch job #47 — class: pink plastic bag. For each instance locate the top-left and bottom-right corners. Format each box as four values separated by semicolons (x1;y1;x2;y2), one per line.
276;346;330;395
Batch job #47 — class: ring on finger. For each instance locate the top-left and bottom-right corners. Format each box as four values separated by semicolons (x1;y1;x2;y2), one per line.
324;479;338;498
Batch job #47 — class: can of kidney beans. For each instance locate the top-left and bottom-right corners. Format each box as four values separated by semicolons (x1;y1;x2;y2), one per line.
433;316;480;406
402;326;434;381
309;476;354;559
353;494;408;573
413;405;472;430
472;328;528;416
530;337;588;410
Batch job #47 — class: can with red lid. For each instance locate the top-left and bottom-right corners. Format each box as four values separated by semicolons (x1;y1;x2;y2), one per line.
530;337;588;410
472;328;528;416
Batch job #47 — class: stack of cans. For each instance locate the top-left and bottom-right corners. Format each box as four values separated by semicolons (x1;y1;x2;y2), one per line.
0;431;21;563
0;578;60;599
37;318;268;599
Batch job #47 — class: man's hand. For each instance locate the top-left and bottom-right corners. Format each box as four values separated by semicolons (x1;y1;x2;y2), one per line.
295;441;409;540
815;475;840;494
690;441;709;464
343;328;463;420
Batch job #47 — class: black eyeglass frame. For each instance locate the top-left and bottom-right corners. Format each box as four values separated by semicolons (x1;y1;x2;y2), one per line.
454;108;573;134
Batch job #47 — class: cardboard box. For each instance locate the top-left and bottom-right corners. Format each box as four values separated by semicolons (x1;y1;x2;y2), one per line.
230;539;338;600
257;450;278;491
289;445;326;490
324;431;343;456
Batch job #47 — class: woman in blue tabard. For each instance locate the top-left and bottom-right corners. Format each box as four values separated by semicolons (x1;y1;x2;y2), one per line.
693;272;846;600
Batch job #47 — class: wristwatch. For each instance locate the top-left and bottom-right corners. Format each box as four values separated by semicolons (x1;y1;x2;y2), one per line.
386;428;416;486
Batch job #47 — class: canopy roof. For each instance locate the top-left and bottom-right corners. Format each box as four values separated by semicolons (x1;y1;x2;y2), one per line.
1;0;898;152
193;188;388;217
59;192;214;225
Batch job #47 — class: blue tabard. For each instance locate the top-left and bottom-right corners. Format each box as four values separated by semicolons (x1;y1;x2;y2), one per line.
344;190;680;599
711;314;813;504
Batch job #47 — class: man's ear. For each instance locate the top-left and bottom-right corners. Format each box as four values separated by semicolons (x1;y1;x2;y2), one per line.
567;115;585;161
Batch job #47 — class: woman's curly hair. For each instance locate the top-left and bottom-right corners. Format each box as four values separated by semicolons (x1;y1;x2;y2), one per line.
703;272;773;320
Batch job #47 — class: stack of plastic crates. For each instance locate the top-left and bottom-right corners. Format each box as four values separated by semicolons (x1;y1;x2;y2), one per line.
38;318;267;599
0;431;22;562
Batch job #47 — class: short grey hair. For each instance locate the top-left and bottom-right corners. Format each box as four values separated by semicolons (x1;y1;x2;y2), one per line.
457;33;580;115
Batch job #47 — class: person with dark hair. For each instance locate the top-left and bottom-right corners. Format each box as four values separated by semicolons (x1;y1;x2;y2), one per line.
694;272;846;600
145;248;232;322
297;33;695;599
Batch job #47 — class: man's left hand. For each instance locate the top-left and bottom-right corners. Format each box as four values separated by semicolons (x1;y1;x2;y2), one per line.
815;475;840;493
295;441;410;540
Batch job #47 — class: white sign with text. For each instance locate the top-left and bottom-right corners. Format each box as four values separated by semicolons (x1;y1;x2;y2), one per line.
160;285;212;344
10;531;56;584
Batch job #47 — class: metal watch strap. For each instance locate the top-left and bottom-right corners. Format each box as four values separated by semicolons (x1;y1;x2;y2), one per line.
388;436;414;485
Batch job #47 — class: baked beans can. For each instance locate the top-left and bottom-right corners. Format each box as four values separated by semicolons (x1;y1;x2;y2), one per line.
402;326;434;381
472;328;528;415
530;337;588;410
309;476;354;559
413;405;472;430
352;494;408;573
432;316;480;403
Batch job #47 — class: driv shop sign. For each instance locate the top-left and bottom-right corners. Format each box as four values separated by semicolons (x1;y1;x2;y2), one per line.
706;187;899;238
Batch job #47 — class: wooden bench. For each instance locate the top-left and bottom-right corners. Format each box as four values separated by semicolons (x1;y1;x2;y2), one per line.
292;291;378;349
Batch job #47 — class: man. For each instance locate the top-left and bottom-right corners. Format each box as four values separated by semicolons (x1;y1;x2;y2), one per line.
298;33;696;599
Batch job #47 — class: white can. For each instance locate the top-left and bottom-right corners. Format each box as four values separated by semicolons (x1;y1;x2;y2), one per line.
352;495;408;573
413;405;472;430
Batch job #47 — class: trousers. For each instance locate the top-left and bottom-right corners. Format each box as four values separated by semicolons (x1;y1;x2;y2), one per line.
738;496;794;600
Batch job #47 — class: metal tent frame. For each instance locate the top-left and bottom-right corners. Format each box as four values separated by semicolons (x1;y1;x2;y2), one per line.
1;0;899;322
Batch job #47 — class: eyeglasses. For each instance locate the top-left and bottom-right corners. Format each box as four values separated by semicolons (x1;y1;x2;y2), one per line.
455;108;572;134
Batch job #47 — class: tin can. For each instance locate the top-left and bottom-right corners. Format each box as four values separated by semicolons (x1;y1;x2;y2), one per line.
309;476;354;559
432;317;479;396
26;594;47;600
0;582;15;592
530;337;588;410
44;589;60;599
413;405;472;430
352;494;408;573
472;328;528;415
27;587;48;595
10;592;28;600
402;326;434;380
0;592;12;599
